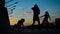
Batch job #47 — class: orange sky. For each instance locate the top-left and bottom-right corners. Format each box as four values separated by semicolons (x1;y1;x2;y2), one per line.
9;16;55;26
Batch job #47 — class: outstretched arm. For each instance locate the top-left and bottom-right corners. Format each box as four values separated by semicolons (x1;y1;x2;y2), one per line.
39;15;45;18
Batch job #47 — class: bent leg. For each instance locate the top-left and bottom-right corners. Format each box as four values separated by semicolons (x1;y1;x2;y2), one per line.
46;20;49;28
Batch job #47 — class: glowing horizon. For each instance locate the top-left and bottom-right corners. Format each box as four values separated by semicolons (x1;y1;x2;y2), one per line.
9;16;55;26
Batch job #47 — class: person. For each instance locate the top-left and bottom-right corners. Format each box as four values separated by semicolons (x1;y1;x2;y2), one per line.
17;19;25;30
41;11;51;27
31;4;40;26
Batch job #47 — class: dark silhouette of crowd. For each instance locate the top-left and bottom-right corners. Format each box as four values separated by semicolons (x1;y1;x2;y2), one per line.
12;4;55;30
0;0;60;33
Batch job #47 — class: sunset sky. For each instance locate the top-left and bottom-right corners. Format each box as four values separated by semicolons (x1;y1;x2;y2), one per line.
5;0;60;26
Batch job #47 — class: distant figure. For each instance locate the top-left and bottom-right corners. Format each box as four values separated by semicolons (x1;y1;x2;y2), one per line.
31;4;40;26
17;19;25;30
41;11;51;27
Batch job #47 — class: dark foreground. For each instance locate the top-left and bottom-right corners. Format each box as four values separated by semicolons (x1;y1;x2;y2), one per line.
9;28;60;34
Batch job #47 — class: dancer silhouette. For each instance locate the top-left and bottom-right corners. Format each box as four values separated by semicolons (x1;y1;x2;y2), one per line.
17;19;25;30
32;4;40;26
41;11;51;27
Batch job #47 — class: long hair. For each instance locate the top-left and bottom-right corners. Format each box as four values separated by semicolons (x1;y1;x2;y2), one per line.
45;11;50;18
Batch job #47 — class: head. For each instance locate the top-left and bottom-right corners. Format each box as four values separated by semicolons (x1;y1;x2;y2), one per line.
34;4;38;7
45;11;49;14
21;19;25;22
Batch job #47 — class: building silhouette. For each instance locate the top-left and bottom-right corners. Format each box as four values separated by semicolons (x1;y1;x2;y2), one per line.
55;18;60;28
0;0;10;34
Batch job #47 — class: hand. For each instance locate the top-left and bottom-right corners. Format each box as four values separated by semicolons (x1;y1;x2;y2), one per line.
39;16;42;18
49;18;51;21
